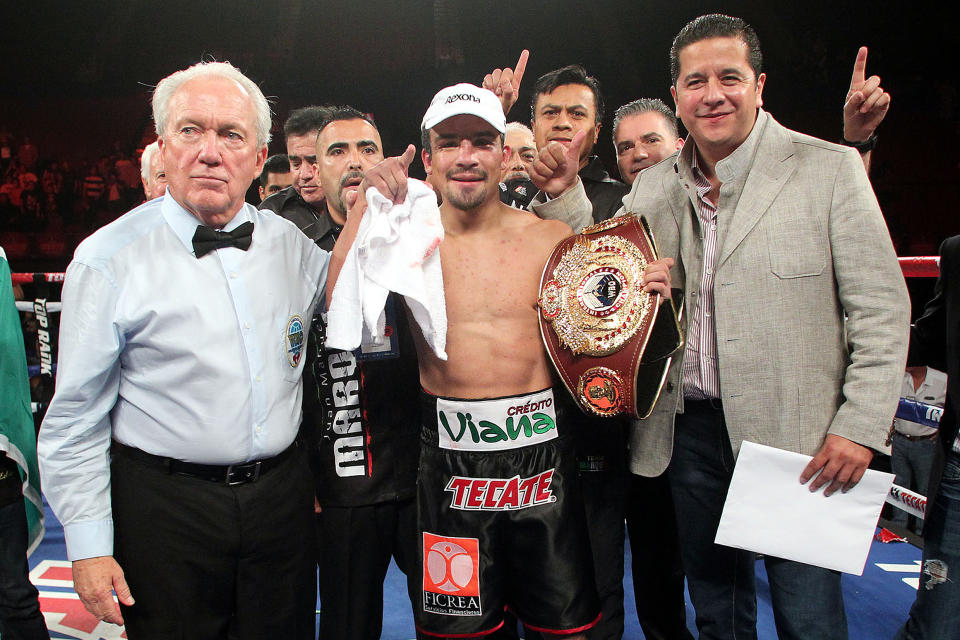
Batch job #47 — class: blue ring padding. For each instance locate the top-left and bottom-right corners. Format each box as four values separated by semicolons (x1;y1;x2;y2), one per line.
27;363;57;377
895;398;942;429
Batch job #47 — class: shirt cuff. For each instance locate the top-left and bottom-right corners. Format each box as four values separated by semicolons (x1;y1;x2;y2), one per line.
64;519;114;561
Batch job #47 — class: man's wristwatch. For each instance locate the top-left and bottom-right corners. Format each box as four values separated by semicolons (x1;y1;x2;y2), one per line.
841;133;878;153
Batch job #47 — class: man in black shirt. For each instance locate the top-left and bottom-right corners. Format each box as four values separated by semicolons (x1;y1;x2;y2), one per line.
264;105;421;640
260;106;333;244
529;65;629;223
257;154;293;202
498;122;538;209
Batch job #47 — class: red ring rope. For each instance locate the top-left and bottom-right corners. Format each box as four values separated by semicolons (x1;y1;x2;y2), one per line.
897;256;940;278
10;272;66;285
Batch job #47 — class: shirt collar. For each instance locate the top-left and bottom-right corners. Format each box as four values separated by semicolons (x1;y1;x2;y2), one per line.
313;209;340;240
690;152;715;208
283;187;339;243
162;191;255;254
676;108;769;185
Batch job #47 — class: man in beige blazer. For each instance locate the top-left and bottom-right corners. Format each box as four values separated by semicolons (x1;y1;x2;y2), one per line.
619;14;909;640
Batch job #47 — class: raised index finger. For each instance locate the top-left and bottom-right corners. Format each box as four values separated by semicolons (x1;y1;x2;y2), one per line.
849;46;868;91
512;49;530;91
398;144;417;172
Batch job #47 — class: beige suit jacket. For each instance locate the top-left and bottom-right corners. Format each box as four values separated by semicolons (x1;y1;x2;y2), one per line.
618;110;910;477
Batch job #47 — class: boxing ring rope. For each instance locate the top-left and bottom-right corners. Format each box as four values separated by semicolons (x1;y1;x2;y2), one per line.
7;257;943;286
897;256;941;278
896;398;942;428
10;272;65;285
12;276;61;417
7;256;946;519
16;301;61;313
885;398;942;521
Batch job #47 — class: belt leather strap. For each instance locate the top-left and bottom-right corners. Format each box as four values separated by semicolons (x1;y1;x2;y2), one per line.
538;215;682;419
111;439;299;485
894;431;938;442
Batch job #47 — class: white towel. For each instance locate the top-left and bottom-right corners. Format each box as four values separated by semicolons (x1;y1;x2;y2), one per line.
326;179;447;360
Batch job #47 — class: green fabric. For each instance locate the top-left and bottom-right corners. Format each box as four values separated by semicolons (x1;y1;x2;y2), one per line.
0;248;44;554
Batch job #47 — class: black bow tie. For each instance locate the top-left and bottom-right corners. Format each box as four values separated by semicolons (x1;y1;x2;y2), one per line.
192;221;254;258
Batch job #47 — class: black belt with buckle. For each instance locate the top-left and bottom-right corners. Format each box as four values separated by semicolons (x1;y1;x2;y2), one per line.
111;439;299;485
894;431;938;443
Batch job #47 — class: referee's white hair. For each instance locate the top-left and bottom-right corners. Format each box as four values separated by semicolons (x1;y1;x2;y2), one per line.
152;61;272;148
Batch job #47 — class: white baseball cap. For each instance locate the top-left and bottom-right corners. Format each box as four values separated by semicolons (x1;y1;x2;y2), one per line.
421;83;506;134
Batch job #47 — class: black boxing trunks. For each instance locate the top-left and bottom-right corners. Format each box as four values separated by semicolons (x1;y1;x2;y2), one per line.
415;387;600;637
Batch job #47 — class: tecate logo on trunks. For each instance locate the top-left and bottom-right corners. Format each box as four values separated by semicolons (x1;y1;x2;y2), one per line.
436;390;557;451
444;469;556;511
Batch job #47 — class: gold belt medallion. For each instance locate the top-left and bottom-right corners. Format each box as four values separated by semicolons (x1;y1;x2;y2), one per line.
540;233;652;357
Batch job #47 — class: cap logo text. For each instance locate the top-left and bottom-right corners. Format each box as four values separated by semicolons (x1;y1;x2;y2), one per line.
446;93;480;104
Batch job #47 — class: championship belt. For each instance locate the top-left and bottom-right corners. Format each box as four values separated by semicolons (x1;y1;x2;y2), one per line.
538;215;682;419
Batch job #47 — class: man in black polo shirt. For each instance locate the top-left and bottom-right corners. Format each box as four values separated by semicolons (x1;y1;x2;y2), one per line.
260;106;332;244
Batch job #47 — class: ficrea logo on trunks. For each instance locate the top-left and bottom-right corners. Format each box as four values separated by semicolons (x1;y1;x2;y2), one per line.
422;532;482;616
436;390;557;451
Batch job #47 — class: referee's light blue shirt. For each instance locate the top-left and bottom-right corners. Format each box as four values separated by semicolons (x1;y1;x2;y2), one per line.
38;192;329;561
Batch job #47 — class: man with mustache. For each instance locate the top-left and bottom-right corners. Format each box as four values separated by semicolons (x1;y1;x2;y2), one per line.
483;53;627;222
308;105;421;640
498;122;537;208
502;122;536;182
409;82;601;639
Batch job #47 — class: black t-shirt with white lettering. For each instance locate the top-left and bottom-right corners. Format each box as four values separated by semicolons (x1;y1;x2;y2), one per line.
261;195;422;507
303;295;421;507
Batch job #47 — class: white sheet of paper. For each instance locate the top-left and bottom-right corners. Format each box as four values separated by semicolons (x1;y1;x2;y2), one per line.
715;441;894;576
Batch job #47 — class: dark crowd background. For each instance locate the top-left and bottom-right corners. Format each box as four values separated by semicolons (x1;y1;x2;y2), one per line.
0;0;956;314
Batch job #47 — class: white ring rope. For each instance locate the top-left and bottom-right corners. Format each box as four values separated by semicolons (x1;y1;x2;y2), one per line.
15;301;62;313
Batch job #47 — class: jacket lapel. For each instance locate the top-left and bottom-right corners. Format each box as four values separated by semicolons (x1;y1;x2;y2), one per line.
672;176;701;289
717;117;796;268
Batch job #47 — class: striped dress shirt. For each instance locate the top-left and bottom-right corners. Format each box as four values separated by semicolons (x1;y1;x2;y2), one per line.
681;154;721;400
679;117;764;401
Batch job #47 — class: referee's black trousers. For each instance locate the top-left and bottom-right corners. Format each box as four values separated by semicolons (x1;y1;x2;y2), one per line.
111;444;316;640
